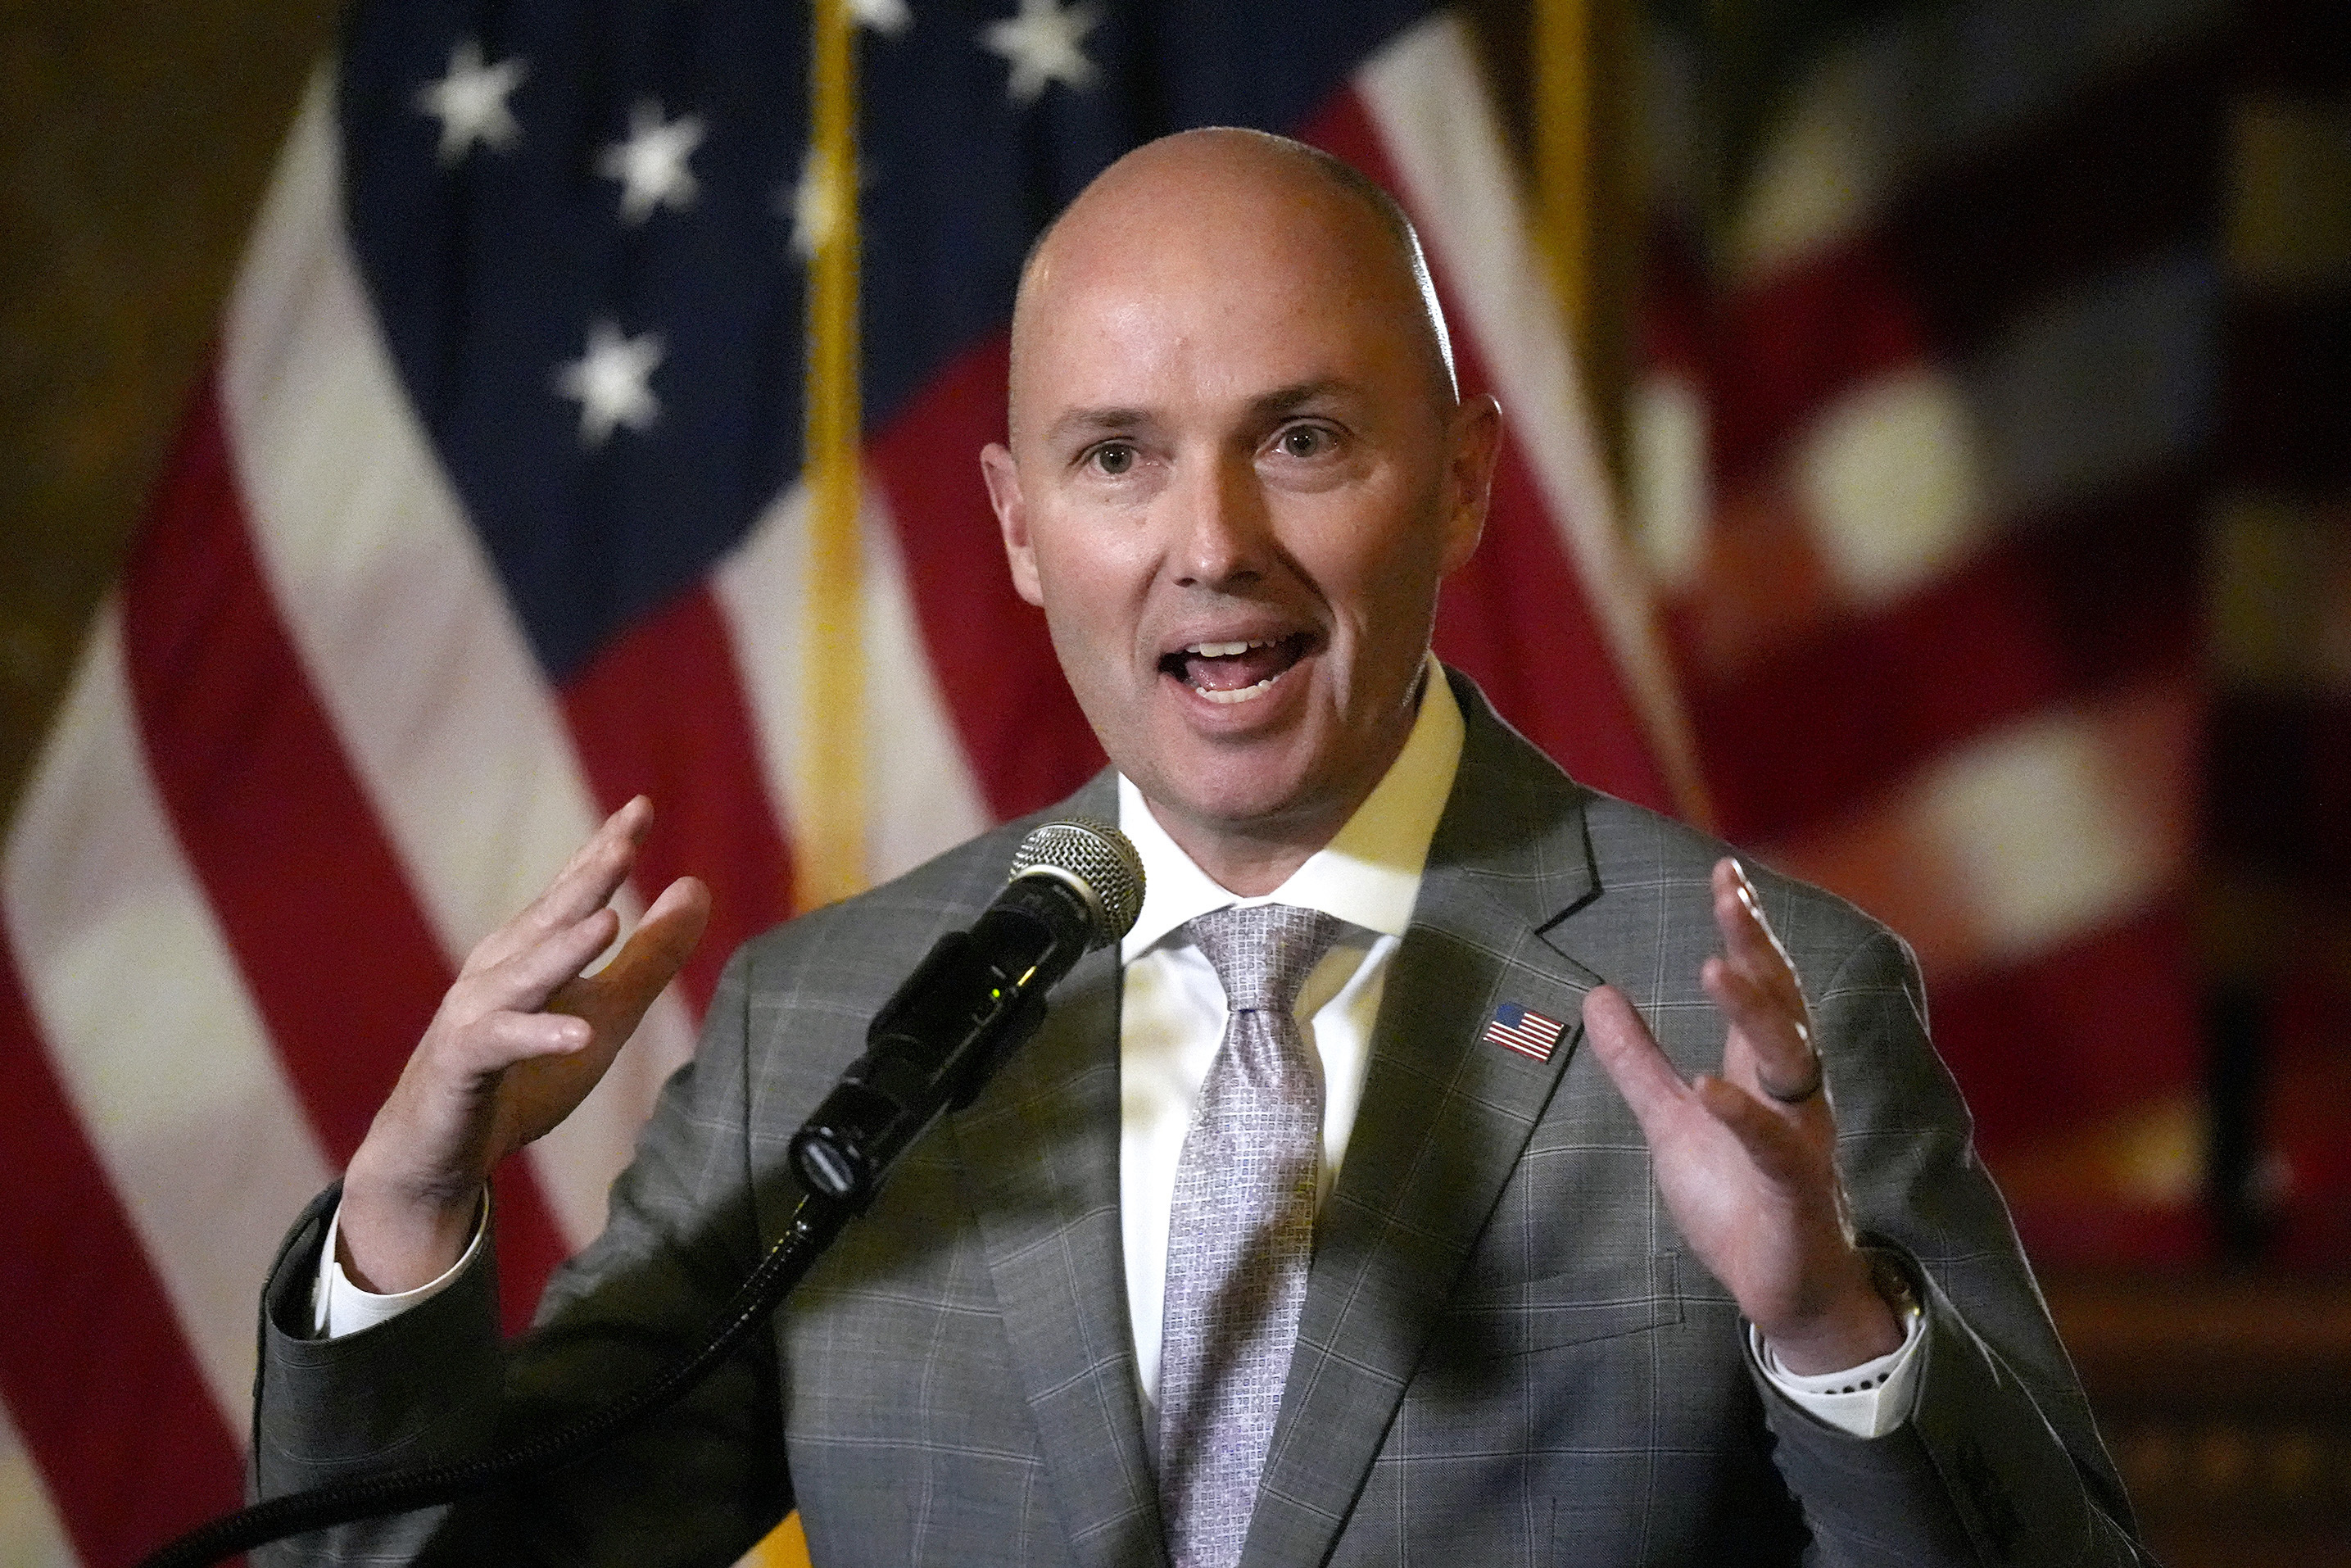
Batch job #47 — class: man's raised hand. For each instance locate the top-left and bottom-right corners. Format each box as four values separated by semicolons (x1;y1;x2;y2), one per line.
1581;858;1900;1375
337;797;710;1295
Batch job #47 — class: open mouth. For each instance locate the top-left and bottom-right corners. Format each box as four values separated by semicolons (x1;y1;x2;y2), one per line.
1158;633;1314;705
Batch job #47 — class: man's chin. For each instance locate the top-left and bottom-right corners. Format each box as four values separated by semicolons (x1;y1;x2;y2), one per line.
1130;747;1344;851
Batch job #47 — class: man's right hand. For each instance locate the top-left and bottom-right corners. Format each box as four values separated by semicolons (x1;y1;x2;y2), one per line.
337;796;711;1294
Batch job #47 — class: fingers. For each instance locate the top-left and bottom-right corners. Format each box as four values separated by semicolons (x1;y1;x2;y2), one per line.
1712;859;1803;1017
1706;859;1822;1108
1581;984;1691;1135
469;902;623;1022
635;874;713;968
1592;982;1801;1227
469;796;655;974
419;915;606;1082
523;795;650;935
463;1008;592;1068
560;876;711;1033
1702;954;1819;1097
1689;1073;1814;1185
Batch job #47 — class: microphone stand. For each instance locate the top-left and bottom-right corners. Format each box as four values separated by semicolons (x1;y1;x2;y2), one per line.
139;1190;851;1568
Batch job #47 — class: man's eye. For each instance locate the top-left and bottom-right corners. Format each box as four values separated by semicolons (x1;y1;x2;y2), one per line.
1089;442;1137;476
1276;424;1333;459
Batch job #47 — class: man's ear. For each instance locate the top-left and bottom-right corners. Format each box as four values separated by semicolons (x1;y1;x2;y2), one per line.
981;442;1044;607
1438;393;1503;578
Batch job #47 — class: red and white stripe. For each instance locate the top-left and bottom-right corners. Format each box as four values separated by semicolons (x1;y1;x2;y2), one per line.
1356;18;1702;813
1636;0;2227;1260
0;20;1678;1564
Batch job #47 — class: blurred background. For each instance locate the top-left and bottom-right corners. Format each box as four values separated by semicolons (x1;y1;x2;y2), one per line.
1;0;2343;1564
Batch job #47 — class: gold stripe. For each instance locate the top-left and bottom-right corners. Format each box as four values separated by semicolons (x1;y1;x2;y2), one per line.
1534;0;1595;350
758;4;863;1548
797;0;867;911
757;2;863;1543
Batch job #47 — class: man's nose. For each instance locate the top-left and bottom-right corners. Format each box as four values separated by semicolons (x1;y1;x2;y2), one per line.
1170;451;1272;590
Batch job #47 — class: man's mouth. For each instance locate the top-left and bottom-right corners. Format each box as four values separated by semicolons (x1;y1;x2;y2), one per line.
1159;633;1313;705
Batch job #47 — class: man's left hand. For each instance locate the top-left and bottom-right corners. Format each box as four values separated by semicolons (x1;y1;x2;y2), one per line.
1582;858;1902;1375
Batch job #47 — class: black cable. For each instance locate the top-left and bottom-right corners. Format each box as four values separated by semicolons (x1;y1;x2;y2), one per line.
136;1193;848;1568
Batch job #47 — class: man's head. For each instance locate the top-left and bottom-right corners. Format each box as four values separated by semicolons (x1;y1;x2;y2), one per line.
981;128;1502;893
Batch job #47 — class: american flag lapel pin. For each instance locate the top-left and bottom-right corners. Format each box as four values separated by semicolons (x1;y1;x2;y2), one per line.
1484;1002;1565;1063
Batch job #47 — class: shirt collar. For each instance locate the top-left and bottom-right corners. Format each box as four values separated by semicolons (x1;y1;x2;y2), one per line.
1118;655;1465;961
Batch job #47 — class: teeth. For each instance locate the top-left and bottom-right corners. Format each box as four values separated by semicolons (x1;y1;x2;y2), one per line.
1198;676;1277;705
1171;637;1298;704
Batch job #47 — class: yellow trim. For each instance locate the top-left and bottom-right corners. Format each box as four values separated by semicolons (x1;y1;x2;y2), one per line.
797;0;867;912
1534;0;1594;350
766;1;864;1539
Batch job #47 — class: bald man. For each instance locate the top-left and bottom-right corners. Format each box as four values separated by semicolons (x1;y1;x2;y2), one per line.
251;131;2148;1567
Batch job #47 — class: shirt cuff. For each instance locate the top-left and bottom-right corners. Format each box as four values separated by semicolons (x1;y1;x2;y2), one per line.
310;1193;489;1340
1750;1293;1926;1440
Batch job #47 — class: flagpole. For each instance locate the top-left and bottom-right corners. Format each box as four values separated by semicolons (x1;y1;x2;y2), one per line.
797;0;868;911
1535;0;1597;361
1535;0;1638;477
766;18;863;1566
1535;0;1718;830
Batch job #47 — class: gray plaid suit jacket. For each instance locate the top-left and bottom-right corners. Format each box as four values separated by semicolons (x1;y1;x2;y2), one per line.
252;669;2149;1566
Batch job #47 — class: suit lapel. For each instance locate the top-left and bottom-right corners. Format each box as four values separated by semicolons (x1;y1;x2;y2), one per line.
1243;677;1607;1568
950;780;1169;1568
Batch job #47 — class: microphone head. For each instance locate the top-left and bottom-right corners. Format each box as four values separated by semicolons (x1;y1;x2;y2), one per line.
1007;817;1145;949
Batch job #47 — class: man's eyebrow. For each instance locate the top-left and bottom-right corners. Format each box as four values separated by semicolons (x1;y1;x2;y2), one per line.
1041;406;1153;444
1248;378;1357;420
1037;380;1361;446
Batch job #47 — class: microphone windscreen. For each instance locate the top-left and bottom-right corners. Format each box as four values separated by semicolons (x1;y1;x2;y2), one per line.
1008;817;1144;949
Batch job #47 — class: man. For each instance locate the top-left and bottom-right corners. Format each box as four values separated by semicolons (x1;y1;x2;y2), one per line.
254;130;2148;1566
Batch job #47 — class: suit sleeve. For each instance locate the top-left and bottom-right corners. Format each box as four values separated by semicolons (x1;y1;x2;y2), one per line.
1757;926;2155;1568
248;942;788;1568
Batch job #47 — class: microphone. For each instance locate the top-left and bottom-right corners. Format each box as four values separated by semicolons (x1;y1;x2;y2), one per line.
788;817;1144;1207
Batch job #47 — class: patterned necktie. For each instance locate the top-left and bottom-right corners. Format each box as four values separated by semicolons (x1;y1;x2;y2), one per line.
1157;903;1344;1568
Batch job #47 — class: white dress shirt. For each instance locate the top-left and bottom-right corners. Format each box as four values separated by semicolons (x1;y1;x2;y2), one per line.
1113;655;1463;1408
321;655;1920;1436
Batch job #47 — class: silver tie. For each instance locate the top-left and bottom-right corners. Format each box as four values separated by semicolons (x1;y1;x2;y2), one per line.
1157;904;1343;1568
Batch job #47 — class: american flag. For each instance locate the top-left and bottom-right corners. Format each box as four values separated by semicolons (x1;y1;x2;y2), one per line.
0;2;1686;1563
1630;0;2233;1266
1484;1001;1569;1063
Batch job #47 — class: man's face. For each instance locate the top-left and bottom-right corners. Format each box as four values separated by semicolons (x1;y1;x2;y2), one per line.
983;151;1497;865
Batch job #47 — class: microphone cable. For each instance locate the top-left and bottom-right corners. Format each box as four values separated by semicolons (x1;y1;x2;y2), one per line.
140;1190;850;1568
